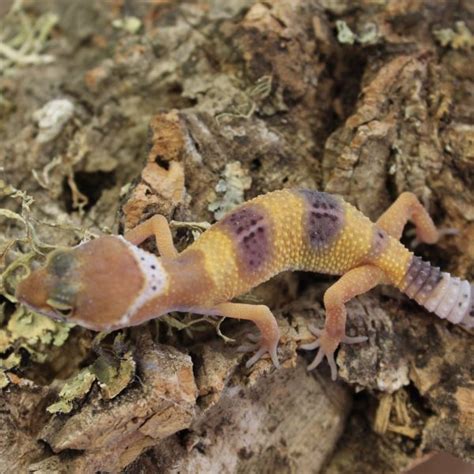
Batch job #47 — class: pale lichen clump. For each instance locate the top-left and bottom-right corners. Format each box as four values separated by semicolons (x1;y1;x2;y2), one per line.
335;20;379;46
47;333;136;414
208;161;252;220
33;99;75;144
46;368;96;414
433;21;474;50
0;0;57;73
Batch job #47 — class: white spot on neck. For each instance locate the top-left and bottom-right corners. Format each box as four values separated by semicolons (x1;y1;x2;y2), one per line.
116;236;168;326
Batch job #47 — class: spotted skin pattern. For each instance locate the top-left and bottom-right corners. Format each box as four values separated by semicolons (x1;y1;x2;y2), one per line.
16;189;473;380
298;190;344;250
219;205;273;275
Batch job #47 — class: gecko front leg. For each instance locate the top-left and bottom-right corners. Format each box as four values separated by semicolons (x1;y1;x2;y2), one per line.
210;302;281;368
124;214;178;258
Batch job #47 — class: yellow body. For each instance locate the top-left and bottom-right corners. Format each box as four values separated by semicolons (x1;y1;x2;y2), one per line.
184;189;412;304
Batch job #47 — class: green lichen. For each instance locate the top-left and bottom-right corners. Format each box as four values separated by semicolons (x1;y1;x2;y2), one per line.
0;307;72;365
91;351;136;399
0;352;21;370
336;20;379;46
0;329;9;352
160;312;236;344
47;333;139;412
0;351;18;390
112;16;142;34
213;75;273;122
0;179;57;270
0;371;9;389
208;161;252;219
357;22;379;45
47;368;96;414
0;0;58;73
433;21;473;50
8;307;72;348
336;20;356;45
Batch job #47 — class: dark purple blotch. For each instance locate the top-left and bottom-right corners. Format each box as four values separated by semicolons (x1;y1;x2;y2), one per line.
296;190;343;249
220;205;272;272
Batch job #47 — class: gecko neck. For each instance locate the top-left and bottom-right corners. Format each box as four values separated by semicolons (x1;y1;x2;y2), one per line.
127;248;215;326
162;249;216;310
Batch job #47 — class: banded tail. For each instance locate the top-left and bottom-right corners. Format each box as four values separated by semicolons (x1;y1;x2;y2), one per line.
399;255;473;328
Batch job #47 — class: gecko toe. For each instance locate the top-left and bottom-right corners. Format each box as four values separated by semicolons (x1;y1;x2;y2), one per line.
327;352;338;381
307;347;325;371
243;339;280;369
237;342;259;353
245;347;267;367
306;347;338;379
303;328;367;379
308;324;323;337
342;335;368;344
269;344;280;368
300;339;321;351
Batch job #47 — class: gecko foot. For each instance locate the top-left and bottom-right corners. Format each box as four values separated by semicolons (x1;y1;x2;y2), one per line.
237;333;280;369
300;324;367;381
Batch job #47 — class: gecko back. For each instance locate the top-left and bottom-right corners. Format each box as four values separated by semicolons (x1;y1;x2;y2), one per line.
185;188;473;328
184;189;381;300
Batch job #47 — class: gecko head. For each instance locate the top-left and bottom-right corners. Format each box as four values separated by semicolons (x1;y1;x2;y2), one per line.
16;236;155;331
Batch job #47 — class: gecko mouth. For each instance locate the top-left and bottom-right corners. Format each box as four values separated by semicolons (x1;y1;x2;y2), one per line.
18;299;65;322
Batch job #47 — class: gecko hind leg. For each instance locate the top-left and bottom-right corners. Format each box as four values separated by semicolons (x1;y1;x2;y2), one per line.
376;192;439;243
301;265;384;380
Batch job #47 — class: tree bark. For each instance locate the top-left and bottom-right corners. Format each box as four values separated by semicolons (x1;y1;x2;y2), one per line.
0;1;472;473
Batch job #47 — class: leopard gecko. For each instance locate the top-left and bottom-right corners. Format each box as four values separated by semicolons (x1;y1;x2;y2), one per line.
16;190;473;380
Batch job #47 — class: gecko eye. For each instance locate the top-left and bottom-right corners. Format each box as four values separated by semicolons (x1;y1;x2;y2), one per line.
46;298;74;318
56;307;73;318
